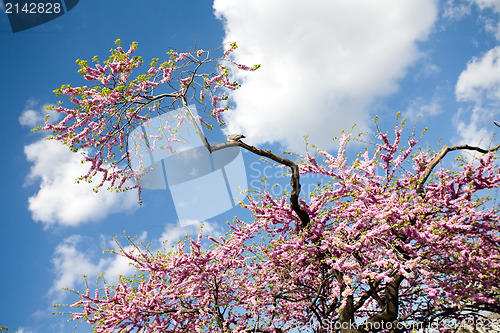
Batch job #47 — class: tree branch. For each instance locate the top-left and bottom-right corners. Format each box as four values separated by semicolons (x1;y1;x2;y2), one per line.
180;96;213;153
179;117;311;230
356;274;404;333
235;141;311;230
416;143;500;195
354;280;383;310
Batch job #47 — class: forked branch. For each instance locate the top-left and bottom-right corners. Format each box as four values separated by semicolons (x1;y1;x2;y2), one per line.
416;143;500;195
179;98;311;230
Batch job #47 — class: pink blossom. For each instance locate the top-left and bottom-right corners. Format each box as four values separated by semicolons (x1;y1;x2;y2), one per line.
42;42;500;332
175;52;190;62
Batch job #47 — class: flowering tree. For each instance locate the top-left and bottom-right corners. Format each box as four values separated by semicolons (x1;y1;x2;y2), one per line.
39;39;258;197
44;41;500;332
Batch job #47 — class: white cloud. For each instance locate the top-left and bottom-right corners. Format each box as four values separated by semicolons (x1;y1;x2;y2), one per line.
471;0;500;13
17;328;36;333
416;62;442;79
159;220;219;248
454;46;500;144
453;107;495;146
442;0;471;21
50;235;103;300
18;109;41;127
449;0;500;144
476;3;500;42
443;0;500;40
49;234;141;302
18;100;60;128
213;0;438;151
24;139;139;227
404;95;443;121
50;222;221;302
484;18;500;40
475;1;500;37
456;46;500;102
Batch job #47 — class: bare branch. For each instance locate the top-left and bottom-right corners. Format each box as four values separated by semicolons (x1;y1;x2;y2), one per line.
178;120;311;229
357;274;404;332
232;141;311;230
354;280;383;310
180;96;213;153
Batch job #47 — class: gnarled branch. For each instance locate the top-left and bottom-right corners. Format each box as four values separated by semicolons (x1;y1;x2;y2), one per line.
178;99;311;230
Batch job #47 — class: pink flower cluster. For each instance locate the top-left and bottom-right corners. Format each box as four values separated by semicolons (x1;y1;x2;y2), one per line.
41;41;258;196
67;127;500;332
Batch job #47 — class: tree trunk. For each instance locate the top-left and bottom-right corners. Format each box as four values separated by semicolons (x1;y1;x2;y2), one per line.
338;295;357;333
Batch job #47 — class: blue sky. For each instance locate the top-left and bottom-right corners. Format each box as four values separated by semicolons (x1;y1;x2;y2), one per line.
1;1;499;332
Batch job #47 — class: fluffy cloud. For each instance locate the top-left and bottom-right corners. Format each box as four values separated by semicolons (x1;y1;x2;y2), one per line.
454;46;500;144
213;0;437;151
456;46;500;102
454;108;493;146
444;0;500;145
442;0;471;20
159;220;219;249
18;109;41;127
18;100;60;128
474;0;500;41
443;0;500;40
49;234;140;302
24;139;139;227
472;0;500;13
16;328;36;333
404;95;443;121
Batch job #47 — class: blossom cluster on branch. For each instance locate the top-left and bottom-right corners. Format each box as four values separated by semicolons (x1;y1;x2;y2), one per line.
64;127;500;332
43;40;500;332
38;40;258;196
